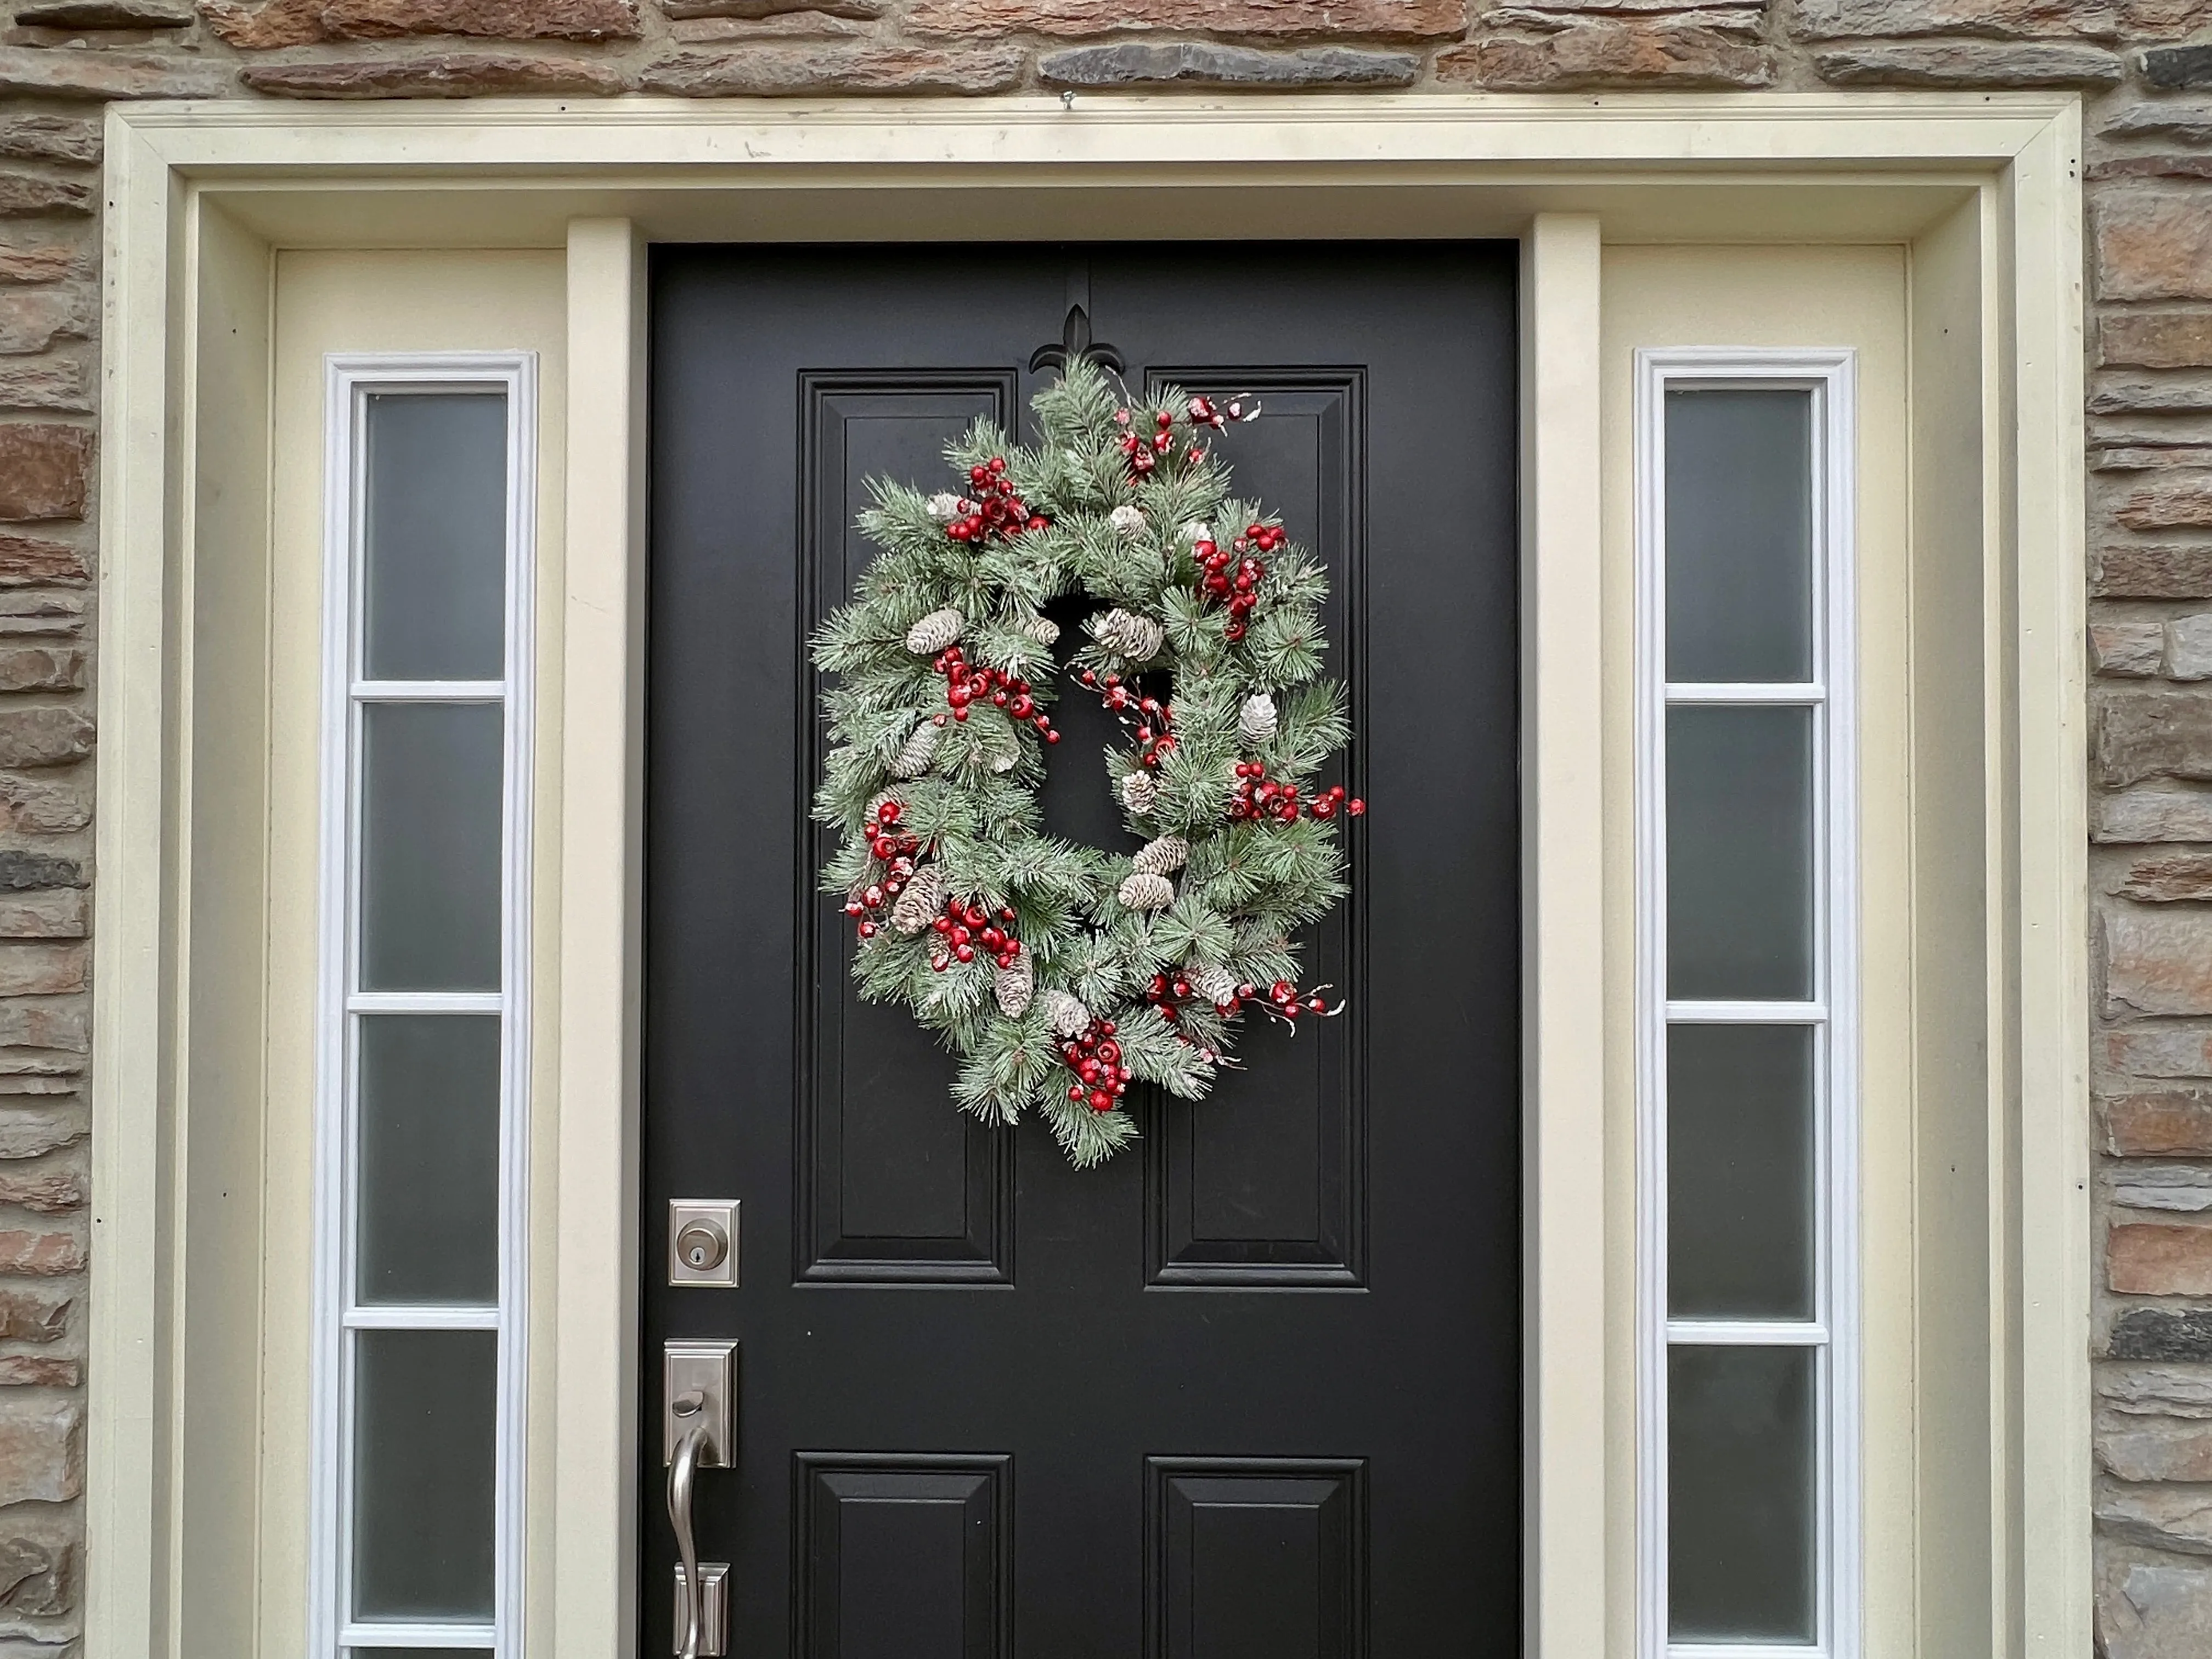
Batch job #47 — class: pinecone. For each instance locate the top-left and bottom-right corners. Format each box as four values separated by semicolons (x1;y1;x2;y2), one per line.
889;716;943;778
1119;771;1159;816
994;945;1034;1018
1018;613;1060;647
1118;871;1176;911
1094;608;1165;662
905;607;964;654
1181;520;1214;545
1040;988;1091;1039
1109;504;1148;538
865;787;906;823
926;492;964;522
1239;692;1278;746
890;864;943;935
1188;962;1240;1007
1132;834;1189;876
988;731;1019;774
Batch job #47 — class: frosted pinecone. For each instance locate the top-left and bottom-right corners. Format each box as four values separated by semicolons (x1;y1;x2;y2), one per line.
994;945;1034;1018
1131;834;1189;876
1119;771;1159;816
1181;520;1214;545
890;864;943;935
1018;613;1060;647
889;716;943;779
1238;692;1279;746
864;788;906;823
926;492;965;522
1188;962;1240;1007
905;607;964;654
1040;989;1092;1039
1094;608;1165;661
987;731;1019;774
1109;504;1148;538
1118;871;1176;911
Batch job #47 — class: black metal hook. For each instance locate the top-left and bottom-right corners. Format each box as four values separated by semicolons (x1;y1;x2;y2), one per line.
1030;302;1124;375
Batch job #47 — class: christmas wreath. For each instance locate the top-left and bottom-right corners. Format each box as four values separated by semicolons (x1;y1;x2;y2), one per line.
812;359;1364;1168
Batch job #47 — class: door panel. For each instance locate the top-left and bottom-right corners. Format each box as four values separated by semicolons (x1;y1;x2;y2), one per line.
646;244;1519;1657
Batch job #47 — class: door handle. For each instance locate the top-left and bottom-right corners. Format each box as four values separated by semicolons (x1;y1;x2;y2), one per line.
664;1341;736;1658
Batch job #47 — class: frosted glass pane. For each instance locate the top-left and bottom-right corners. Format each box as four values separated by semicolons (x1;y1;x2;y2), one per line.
1669;1345;1816;1642
360;702;503;992
1667;706;1814;1000
357;1015;500;1306
1664;388;1814;684
352;1329;497;1622
362;392;507;683
1668;1024;1815;1319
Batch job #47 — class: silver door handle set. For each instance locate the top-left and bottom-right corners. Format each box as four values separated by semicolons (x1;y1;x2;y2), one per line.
664;1198;741;1657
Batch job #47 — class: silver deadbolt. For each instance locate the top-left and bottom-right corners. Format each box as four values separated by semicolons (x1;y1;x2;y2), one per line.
668;1199;740;1287
677;1219;727;1272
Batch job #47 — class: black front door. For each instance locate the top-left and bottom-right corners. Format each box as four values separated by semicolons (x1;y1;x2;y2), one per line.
645;244;1520;1657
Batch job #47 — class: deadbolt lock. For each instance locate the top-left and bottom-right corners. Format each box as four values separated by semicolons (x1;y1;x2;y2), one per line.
668;1200;740;1287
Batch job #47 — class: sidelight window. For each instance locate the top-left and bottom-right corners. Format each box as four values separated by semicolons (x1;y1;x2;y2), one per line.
312;357;535;1659
1635;352;1859;1659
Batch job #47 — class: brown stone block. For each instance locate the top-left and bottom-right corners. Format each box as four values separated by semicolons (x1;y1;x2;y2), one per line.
204;0;641;49
0;236;82;287
2105;1090;2212;1155
2100;191;2212;304
17;0;193;22
2115;851;2212;902
2091;380;2212;416
1797;0;2197;38
2096;620;2164;677
241;50;631;97
0;288;92;357
0;946;87;999
0;709;90;771
0;44;231;98
0;889;86;940
0;1227;80;1274
2104;313;2212;371
2112;1221;2212;1293
2104;102;2212;145
2115;477;2212;532
0;1398;78;1506
0;1150;81;1215
1040;40;1419;86
642;42;1026;94
668;12;871;37
0;117;98;169
0;535;86;588
0;426;87;523
2100;692;2212;787
2101;1419;2212;1481
1814;41;2122;86
663;0;885;15
0;358;93;415
2092;157;2212;184
906;0;1465;37
0;1356;77;1390
0;648;81;694
0;173;91;221
0;1286;66;1344
1437;20;1773;89
0;1102;81;1159
0;1527;72;1614
2106;906;2212;1015
2098;788;2212;844
0;774;89;835
2098;544;2212;599
2098;1482;2212;1554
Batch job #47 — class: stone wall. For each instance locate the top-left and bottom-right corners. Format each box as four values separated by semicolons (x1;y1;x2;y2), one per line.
1;0;2207;1654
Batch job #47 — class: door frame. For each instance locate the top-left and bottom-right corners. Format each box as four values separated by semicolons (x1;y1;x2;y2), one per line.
91;92;2085;1658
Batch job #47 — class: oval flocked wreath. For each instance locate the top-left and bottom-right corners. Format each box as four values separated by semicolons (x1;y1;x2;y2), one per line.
812;359;1364;1168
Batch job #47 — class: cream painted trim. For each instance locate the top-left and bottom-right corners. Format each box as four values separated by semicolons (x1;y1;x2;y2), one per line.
93;92;2086;1659
1522;212;1608;1659
552;217;649;1659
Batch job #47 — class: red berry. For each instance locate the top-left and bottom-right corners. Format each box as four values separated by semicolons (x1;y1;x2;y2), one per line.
1346;798;1365;816
857;921;878;939
1088;1088;1114;1111
954;943;975;963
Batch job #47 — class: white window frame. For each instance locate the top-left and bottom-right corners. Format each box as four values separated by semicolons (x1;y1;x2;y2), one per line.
310;352;538;1659
1633;347;1860;1659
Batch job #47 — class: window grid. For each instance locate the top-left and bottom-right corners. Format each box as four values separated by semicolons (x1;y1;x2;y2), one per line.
1635;349;1859;1659
311;355;536;1659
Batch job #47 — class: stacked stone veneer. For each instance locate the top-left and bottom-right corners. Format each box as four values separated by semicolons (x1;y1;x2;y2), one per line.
0;0;2207;1652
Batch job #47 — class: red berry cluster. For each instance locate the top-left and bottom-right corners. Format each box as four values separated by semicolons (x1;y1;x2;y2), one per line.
1147;972;1335;1032
933;646;1060;744
1194;522;1283;642
842;799;926;941
927;898;1022;974
1229;763;1365;823
945;457;1049;543
1114;408;1182;478
1076;669;1175;768
1060;1019;1131;1113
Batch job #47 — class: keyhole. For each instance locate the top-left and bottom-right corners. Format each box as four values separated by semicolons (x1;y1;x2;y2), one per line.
676;1219;729;1273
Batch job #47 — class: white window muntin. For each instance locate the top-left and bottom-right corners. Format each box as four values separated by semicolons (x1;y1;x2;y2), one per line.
311;352;536;1659
1634;348;1860;1659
